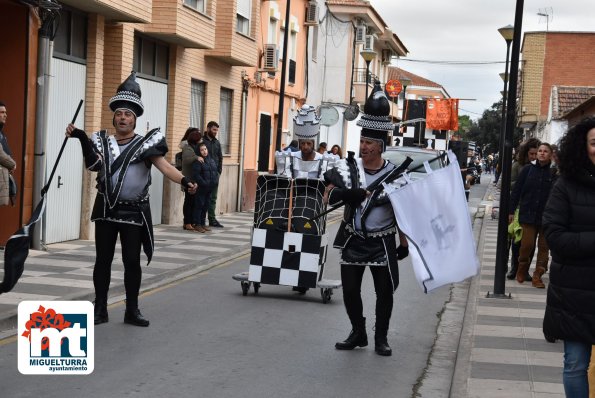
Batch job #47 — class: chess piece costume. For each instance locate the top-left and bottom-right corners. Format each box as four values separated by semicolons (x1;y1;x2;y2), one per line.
275;105;338;179
325;82;406;355
70;72;170;326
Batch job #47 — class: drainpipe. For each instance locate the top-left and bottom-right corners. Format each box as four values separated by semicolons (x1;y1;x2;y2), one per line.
237;75;249;212
32;14;56;250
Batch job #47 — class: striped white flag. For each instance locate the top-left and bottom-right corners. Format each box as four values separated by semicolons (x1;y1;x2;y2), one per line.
384;151;479;293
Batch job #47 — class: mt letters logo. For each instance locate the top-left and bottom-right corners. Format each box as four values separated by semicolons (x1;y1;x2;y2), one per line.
18;301;94;375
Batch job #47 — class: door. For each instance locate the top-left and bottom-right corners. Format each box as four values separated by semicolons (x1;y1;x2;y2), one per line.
136;78;167;225
44;58;85;244
257;113;271;172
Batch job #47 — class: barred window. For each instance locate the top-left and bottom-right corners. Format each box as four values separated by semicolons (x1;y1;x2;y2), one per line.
190;80;206;131
219;88;233;154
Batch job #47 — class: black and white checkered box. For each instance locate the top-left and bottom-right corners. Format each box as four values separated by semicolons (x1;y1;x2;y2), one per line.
249;228;327;288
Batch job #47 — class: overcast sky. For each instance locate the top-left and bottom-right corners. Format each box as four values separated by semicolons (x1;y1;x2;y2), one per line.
371;0;594;119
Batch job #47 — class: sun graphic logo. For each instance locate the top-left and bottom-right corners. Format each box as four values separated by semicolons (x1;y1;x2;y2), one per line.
18;301;94;375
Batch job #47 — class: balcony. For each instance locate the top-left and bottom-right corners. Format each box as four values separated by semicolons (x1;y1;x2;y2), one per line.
205;1;258;66
142;0;216;49
353;67;379;103
60;0;152;23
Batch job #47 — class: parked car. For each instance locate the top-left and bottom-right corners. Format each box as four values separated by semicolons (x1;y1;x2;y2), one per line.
382;146;446;180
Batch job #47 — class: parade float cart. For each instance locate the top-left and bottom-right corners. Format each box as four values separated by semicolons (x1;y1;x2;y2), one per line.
233;175;341;303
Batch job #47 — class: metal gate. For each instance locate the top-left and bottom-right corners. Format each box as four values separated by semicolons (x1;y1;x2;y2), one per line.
136;78;167;225
44;58;85;244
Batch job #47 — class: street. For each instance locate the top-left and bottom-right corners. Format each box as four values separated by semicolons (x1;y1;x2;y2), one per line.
0;219;452;398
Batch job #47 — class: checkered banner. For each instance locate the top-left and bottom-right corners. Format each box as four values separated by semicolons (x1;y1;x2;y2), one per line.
249;229;328;288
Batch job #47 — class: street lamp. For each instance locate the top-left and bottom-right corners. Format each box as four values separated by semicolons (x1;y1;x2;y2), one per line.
360;49;376;100
399;76;412;123
489;23;515;298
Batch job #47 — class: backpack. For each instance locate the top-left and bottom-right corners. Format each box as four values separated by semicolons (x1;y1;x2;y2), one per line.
175;151;183;171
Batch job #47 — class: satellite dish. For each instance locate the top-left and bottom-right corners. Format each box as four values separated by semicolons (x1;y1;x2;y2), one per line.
343;105;359;121
319;106;339;126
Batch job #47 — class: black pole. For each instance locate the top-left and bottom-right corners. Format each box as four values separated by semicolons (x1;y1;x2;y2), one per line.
275;0;292;151
489;0;524;298
364;60;371;100
497;39;512;172
400;85;408;132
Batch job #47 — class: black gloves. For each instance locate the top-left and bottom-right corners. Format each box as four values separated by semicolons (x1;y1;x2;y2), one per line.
396;245;409;260
70;128;99;168
337;188;367;206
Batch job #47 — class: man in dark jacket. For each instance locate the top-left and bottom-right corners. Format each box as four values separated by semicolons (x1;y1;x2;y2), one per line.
202;121;224;227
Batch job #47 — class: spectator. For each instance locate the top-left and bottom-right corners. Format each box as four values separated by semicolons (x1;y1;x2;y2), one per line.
542;116;595;397
192;143;219;233
509;143;556;288
317;142;327;155
0;141;16;206
202;121;224;228
0;101;17;205
330;144;343;159
180;127;202;231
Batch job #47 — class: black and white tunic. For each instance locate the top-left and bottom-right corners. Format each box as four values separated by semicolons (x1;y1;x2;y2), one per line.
87;128;168;264
324;153;405;290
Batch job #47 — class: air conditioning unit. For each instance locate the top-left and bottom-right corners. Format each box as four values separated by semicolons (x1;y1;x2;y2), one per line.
355;24;366;44
381;49;393;65
305;1;318;25
263;44;279;70
363;34;374;51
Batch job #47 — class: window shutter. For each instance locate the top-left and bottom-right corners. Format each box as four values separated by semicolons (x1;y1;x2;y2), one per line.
237;0;251;19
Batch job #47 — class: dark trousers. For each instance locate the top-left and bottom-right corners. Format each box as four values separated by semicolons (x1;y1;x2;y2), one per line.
194;189;212;226
208;182;219;222
341;264;394;332
93;220;143;308
183;191;195;225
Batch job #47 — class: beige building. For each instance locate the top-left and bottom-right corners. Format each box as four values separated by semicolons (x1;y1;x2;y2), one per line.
0;0;259;245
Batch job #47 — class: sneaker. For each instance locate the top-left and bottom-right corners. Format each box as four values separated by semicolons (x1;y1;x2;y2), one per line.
194;225;206;233
209;219;224;228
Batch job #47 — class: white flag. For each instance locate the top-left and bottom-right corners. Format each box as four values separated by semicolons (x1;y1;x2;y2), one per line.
384;151;479;293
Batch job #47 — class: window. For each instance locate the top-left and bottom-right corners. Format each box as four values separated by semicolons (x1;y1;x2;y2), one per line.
236;0;251;35
288;60;296;84
219;88;233;154
290;30;297;60
184;0;205;13
54;8;87;62
279;29;285;60
268;18;278;44
133;35;169;81
190;80;206;130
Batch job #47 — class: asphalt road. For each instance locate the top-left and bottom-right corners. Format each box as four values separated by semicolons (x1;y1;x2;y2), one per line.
0;220;453;398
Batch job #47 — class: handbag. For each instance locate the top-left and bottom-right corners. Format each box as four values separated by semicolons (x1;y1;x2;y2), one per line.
8;174;17;205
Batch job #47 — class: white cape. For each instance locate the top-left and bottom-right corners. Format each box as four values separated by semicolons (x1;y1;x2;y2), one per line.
384;151;479;293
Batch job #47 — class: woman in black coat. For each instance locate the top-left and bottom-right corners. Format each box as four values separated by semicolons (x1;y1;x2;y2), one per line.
542;116;595;397
191;143;219;233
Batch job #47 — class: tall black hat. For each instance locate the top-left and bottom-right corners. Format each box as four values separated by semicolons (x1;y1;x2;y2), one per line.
108;71;144;117
356;81;394;151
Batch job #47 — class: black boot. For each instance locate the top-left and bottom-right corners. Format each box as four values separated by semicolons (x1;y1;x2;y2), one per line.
374;332;392;356
335;318;367;350
124;308;150;327
93;298;108;325
506;263;518;280
124;299;150;327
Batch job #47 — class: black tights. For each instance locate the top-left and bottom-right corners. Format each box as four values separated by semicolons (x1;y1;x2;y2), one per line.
93;221;143;308
341;264;394;332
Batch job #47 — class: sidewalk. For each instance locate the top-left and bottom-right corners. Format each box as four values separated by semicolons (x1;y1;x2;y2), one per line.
450;181;564;397
0;212;256;333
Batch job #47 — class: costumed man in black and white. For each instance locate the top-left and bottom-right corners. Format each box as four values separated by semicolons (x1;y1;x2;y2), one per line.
66;72;197;327
276;104;338;179
324;82;409;356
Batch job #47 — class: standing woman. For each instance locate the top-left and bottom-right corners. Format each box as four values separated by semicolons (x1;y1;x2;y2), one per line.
181;128;202;230
542;117;595;397
508;143;556;287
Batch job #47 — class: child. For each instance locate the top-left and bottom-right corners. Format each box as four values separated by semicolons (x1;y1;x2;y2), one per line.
192;143;219;233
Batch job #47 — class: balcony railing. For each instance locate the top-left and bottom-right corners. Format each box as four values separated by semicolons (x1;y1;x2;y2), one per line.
353;67;379;85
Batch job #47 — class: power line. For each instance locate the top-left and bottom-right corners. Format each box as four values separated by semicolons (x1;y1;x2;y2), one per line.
459;107;483;116
396;58;505;65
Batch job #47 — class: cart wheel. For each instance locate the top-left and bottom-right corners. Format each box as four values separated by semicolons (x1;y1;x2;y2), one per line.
295;286;308;295
321;288;332;304
253;283;260;295
241;281;250;296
